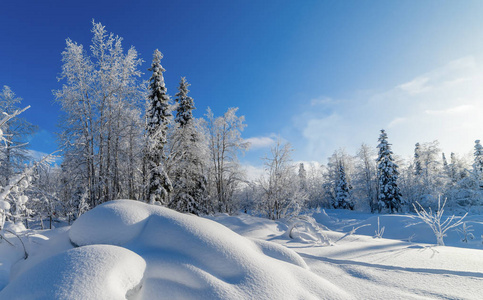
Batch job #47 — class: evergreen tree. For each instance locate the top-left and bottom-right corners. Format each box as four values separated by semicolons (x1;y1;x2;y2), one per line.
473;140;483;176
442;152;450;178
169;79;208;215
145;49;173;205
414;142;422;176
174;77;195;127
449;152;458;183
298;163;307;191
334;162;353;210
376;129;402;213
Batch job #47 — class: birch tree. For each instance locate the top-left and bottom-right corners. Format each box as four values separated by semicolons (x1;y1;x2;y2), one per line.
55;21;144;207
204;107;249;213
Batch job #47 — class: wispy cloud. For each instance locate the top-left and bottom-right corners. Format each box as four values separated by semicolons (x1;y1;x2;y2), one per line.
425;104;473;115
245;136;276;150
292;55;483;162
310;96;338;106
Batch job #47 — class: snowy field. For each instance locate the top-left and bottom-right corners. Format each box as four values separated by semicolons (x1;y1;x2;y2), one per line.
0;200;481;299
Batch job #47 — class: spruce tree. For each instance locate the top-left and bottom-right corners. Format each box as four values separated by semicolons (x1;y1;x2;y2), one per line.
449;152;457;183
174;77;195;127
414;142;422;176
473;140;483;174
334;162;353;210
298;163;307;191
376;129;402;213
169;78;208;215
145;49;173;205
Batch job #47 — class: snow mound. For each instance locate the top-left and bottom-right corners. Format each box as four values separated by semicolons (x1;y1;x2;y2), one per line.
69;200;350;299
0;244;146;300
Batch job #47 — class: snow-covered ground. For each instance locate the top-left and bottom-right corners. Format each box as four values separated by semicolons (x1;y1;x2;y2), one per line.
0;200;481;299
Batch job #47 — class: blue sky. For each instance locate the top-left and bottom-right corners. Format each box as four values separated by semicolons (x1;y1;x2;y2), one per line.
2;1;483;168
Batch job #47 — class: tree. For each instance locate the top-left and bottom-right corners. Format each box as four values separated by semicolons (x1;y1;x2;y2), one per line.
376;129;402;213
473;140;483;188
174;77;195;127
322;149;354;208
55;21;144;208
169;78;208;215
259;140;306;219
298;163;307;191
145;49;173;205
414;142;422;176
334;162;353;210
353;143;378;211
0;86;37;186
204;107;249;214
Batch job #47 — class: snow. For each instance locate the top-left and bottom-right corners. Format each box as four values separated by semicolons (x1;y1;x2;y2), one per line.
213;210;482;299
69;200;349;299
1;244;145;300
0;201;482;299
0;200;10;211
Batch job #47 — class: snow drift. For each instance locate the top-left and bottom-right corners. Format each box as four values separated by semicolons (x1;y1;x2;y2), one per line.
0;244;146;299
3;200;350;299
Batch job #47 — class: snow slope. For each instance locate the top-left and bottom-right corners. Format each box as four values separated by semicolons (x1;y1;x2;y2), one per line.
1;200;349;299
0;202;481;299
213;211;483;300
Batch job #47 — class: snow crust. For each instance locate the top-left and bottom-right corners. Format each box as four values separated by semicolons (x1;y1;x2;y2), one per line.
68;200;349;299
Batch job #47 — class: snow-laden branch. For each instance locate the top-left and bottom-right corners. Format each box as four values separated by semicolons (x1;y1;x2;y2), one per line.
413;197;467;246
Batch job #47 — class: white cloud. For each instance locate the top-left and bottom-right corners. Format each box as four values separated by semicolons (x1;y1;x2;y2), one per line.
397;77;431;95
310;96;337;106
425;104;473;115
387;117;406;128
245;136;276;150
294;55;483;162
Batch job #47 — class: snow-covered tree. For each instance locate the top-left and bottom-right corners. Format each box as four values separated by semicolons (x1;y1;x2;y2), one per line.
376;129;402;213
353;143;378;211
174;77;195;127
259;140;306;219
473;140;483;187
169;80;208;215
145;49;173;205
298;163;307;191
414;142;422;176
55;21;144;207
0;86;37;186
204;107;249;214
322;149;354;208
333;162;353;210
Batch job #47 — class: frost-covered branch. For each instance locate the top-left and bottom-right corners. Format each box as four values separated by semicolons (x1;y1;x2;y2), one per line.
413;197;467;246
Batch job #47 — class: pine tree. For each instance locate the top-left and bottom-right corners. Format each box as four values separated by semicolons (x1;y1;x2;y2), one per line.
414;142;422;176
442;152;450;178
174;77;195;127
334;162;353;210
449;152;458;183
298;163;307;191
169;78;208;215
145;49;173;205
473;140;483;175
376;129;402;213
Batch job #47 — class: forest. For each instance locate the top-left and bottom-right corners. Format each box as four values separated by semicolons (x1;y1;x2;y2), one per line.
0;21;482;234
